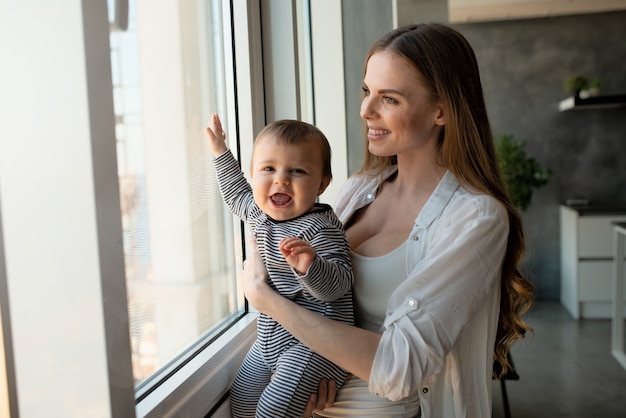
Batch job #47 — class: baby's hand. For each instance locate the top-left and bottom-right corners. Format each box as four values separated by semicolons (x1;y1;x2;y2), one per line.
205;113;228;156
279;237;316;275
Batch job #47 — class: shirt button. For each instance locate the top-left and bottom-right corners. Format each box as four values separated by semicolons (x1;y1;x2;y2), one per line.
413;235;419;241
366;193;374;200
422;387;429;394
408;299;416;307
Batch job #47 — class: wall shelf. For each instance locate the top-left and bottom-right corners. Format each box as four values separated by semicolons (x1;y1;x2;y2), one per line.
559;94;626;111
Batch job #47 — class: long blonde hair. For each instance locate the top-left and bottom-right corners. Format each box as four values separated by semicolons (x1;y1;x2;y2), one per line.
361;23;534;376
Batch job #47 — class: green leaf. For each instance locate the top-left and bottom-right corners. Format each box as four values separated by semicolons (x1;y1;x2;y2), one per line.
496;134;552;211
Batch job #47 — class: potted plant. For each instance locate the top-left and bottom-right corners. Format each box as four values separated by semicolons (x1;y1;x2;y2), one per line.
496;134;552;211
565;74;589;98
589;80;601;97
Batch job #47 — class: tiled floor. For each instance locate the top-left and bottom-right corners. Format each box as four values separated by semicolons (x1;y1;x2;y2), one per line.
491;302;626;418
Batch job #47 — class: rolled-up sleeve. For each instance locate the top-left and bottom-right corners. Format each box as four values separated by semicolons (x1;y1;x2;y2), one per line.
369;195;508;401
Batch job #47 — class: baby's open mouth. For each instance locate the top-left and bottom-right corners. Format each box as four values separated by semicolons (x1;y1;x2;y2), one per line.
270;193;292;207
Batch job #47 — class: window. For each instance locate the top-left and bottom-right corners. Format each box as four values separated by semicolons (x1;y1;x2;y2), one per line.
1;1;347;415
108;0;245;393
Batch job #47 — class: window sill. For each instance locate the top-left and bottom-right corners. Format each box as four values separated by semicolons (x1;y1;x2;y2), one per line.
136;313;256;418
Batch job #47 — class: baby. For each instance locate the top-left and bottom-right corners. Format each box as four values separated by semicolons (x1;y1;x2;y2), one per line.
205;114;354;418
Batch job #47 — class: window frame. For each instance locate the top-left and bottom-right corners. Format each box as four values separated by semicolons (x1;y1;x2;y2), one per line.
134;1;350;414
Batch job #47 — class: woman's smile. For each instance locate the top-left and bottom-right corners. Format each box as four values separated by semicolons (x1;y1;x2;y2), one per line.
367;126;392;138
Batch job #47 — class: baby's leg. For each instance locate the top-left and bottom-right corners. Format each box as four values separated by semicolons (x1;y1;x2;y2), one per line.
230;342;272;418
256;343;348;418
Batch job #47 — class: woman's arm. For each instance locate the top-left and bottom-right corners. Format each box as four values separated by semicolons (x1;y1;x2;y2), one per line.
242;234;380;381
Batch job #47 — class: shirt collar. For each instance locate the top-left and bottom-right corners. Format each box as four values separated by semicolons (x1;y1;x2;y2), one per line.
416;170;460;228
352;167;460;229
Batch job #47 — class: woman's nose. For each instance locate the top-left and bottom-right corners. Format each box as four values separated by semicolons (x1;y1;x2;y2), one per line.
360;96;375;119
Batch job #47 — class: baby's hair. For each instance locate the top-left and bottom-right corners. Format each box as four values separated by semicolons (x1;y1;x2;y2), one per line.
255;120;333;179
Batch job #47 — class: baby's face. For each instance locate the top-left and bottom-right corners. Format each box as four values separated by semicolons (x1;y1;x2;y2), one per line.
250;134;329;221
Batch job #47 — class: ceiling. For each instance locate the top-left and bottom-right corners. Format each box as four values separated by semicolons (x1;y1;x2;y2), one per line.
448;0;626;22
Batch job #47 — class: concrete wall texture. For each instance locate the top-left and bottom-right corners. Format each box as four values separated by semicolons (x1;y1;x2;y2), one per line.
341;5;626;301
456;11;626;300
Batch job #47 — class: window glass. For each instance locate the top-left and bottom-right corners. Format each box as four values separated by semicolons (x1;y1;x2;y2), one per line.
108;0;244;388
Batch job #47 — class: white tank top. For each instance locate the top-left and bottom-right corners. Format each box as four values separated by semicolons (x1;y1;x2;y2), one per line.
315;241;420;418
350;241;407;332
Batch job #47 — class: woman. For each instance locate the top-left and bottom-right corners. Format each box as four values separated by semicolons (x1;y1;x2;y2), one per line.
241;23;534;417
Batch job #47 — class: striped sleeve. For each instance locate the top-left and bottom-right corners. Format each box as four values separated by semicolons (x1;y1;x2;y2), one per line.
213;150;256;222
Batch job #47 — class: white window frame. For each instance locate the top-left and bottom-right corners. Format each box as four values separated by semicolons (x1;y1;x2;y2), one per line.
1;0;135;416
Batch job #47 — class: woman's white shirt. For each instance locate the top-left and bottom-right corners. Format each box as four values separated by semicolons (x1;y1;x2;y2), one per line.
334;168;507;418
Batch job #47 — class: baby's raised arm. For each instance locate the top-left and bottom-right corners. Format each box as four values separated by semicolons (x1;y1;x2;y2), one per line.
205;113;228;156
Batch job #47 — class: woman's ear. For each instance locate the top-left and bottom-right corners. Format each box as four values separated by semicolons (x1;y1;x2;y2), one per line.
434;104;446;126
317;176;332;196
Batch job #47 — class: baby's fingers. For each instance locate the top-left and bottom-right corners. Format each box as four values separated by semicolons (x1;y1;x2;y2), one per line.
210;113;225;139
279;236;306;249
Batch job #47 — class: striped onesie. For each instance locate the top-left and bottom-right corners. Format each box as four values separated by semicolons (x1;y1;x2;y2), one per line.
214;150;354;418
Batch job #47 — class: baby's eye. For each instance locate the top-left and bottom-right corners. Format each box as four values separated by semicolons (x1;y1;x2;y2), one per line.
290;168;306;175
262;166;274;172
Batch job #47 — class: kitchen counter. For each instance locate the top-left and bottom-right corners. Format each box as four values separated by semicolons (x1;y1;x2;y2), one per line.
562;201;626;216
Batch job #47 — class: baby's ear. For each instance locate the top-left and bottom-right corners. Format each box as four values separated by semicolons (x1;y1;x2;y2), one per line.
317;176;332;196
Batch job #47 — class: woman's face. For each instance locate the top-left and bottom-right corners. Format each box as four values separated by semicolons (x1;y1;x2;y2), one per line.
360;50;444;159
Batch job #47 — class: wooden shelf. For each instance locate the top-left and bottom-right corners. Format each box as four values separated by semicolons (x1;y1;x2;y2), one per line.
559;94;626;111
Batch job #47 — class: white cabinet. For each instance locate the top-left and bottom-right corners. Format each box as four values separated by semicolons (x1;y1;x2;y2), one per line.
560;205;626;319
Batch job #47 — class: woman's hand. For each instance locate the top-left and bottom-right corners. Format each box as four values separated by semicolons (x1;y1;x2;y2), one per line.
300;378;337;418
241;233;272;312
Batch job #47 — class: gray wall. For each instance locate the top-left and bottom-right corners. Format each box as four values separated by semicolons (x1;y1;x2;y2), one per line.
455;11;626;300
341;7;626;301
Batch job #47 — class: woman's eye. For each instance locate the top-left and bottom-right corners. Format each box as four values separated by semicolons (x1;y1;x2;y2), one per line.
361;86;370;96
383;96;398;105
